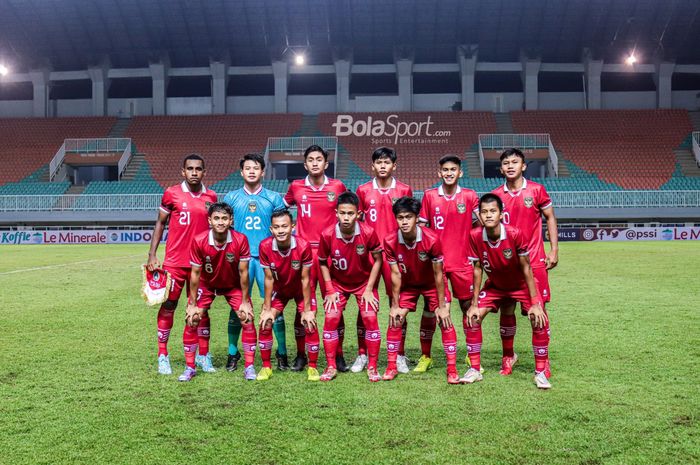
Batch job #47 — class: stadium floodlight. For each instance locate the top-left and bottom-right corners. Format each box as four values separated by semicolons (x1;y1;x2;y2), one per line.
294;54;305;66
0;64;8;76
625;54;637;65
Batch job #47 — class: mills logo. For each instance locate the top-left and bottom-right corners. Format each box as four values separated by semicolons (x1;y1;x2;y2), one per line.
331;114;451;144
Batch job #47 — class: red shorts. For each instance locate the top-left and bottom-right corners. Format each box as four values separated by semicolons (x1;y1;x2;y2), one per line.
477;283;535;315
446;268;474;301
532;266;551;303
271;291;317;313
196;287;249;310
163;265;190;302
399;287;451;313
327;283;379;314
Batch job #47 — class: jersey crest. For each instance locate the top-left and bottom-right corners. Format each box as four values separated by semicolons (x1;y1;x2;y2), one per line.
356;244;366;255
225;252;235;262
503;248;513;259
524;196;534;208
327;191;336;202
291;260;301;270
457;203;466;214
418;251;429;261
248;201;257;212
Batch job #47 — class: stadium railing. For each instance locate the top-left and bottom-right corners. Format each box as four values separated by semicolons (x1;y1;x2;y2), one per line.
49;138;133;181
1;191;700;212
693;132;700;167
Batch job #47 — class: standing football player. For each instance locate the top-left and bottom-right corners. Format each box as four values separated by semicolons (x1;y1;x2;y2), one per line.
382;197;460;384
147;154;217;375
463;194;550;389
491;148;558;377
283;145;348;372
354;147;412;374
257;210;321;382
184;203;256;381
317;192;384;382
419;155;480;373
223;153;287;372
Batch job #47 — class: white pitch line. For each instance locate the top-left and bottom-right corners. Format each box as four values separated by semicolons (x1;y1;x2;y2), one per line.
0;254;144;276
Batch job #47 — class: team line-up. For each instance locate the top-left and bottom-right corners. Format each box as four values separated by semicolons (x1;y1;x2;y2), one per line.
145;145;559;389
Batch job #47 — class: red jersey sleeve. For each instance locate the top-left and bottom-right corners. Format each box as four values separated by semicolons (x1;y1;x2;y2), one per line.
514;228;529;256
470;191;480;215
419;193;430;223
429;235;444;262
300;242;314;267
190;239;204;267
239;235;251;261
259;242;270;268
383;237;397;264
283;183;296;207
467;230;479;263
367;228;382;253
160;189;174;214
538;185;553;210
317;230;331;261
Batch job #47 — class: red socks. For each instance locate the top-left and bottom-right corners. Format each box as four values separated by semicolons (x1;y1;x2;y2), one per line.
183;324;198;368
305;325;320;368
532;318;550;373
360;311;381;370
241;321;257;368
398;319;407;356
419;311;437;357
157;306;174;356
197;314;210;357
465;323;483;370
439;324;458;369
500;313;517;357
258;327;274;369
386;326;402;370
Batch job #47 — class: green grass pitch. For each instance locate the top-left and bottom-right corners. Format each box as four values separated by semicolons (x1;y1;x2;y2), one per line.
0;242;697;465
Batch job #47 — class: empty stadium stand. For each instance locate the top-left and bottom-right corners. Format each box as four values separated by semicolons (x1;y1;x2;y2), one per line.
124;114;303;188
0;117;117;185
511;110;692;190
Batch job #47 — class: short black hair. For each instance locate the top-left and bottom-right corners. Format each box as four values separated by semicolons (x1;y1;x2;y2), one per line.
499;148;526;162
208;202;233;217
183;153;205;168
439;154;461;167
304;144;329;161
392;196;421;217
479;193;504;212
271;209;293;223
337;191;359;209
372;146;397;163
240;153;265;171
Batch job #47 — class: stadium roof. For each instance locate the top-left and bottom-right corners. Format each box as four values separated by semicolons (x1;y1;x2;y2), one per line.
1;0;699;72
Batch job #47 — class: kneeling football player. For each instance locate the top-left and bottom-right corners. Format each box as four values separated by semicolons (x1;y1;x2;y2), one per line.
463;193;551;389
257;210;321;381
184;203;256;382
318;192;384;382
383;197;460;384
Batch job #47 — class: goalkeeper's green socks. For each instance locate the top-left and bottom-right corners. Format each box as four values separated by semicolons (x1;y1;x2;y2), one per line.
228;309;242;356
273;314;287;356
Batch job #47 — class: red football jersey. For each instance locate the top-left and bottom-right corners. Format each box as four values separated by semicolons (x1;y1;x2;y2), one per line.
283;176;347;247
383;226;444;290
420;185;479;272
356;178;412;239
189;230;251;289
468;224;530;292
160;181;218;268
318;222;383;289
492;179;552;268
258;236;314;297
